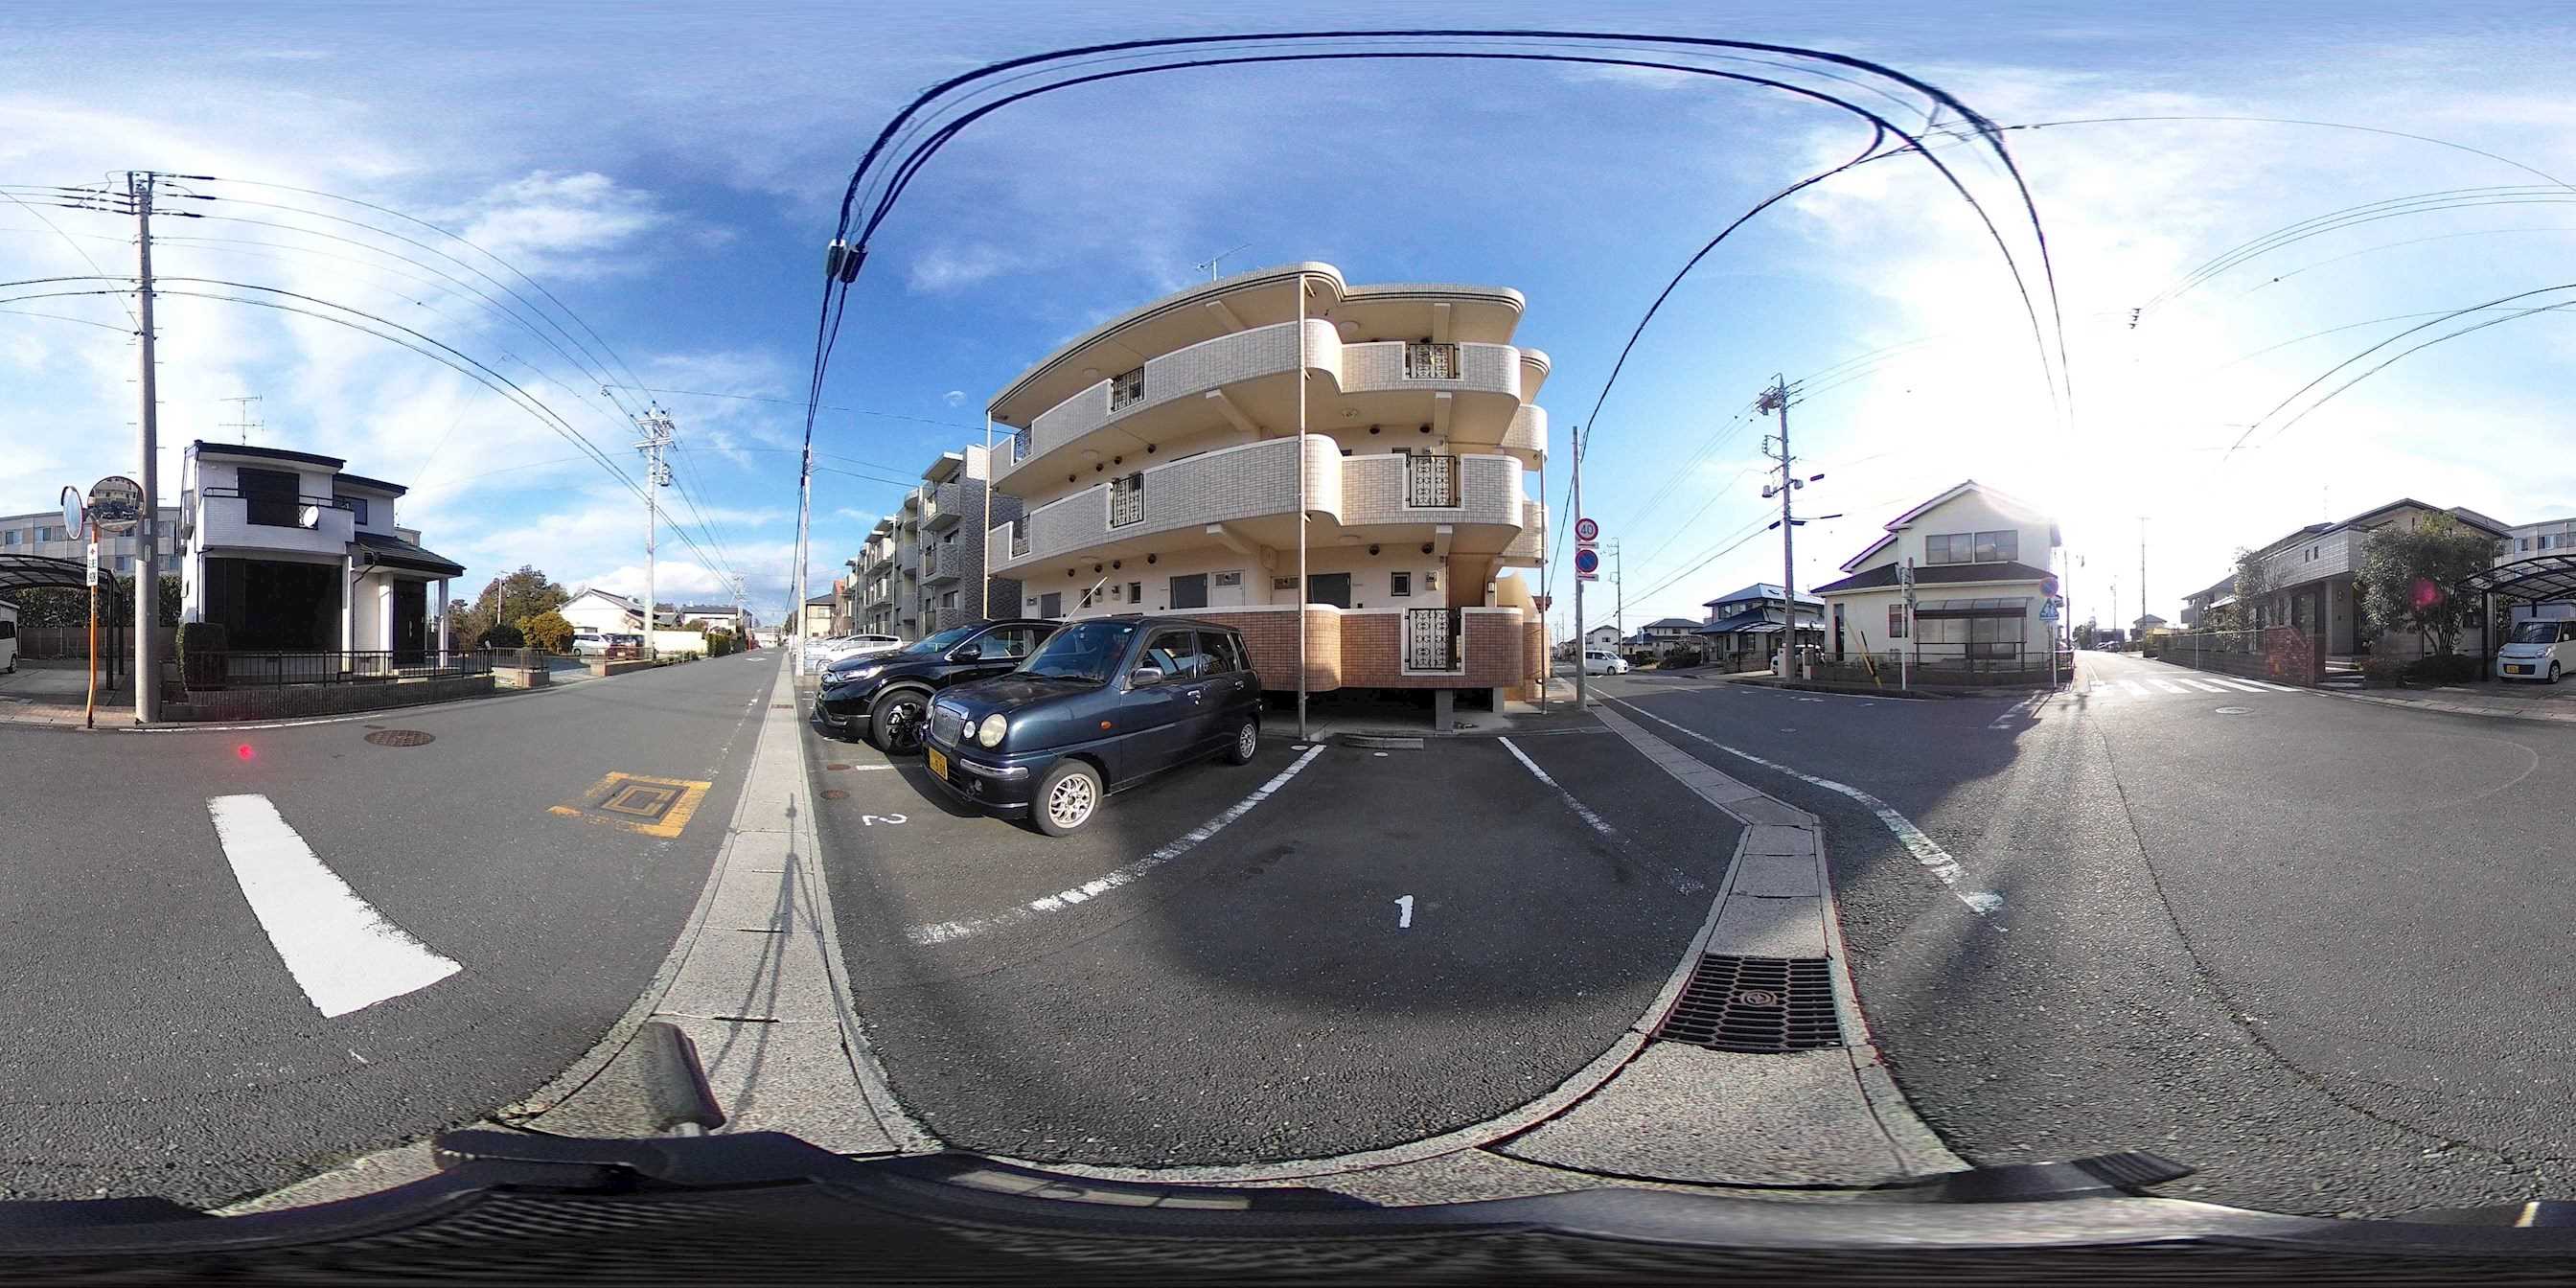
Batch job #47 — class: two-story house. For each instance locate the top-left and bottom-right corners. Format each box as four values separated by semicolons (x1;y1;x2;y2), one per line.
2219;498;2510;659
1696;583;1825;671
1811;479;2060;674
176;441;465;658
981;262;1550;707
1626;617;1704;659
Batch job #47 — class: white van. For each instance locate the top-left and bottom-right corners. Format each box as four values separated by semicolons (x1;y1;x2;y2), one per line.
0;601;16;675
1581;649;1630;676
2496;618;2576;683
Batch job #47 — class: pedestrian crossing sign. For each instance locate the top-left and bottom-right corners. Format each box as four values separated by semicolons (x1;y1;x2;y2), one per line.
2039;599;2059;621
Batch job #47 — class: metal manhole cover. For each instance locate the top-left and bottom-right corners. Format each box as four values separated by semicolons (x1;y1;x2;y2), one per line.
1657;954;1843;1053
363;729;435;748
825;763;852;770
819;789;848;800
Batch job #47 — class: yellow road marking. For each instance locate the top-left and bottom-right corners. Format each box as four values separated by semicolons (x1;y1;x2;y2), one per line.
553;771;712;839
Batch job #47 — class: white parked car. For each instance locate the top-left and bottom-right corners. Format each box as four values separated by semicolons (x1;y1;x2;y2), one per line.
2496;618;2576;683
0;600;15;675
803;632;904;671
1581;649;1630;676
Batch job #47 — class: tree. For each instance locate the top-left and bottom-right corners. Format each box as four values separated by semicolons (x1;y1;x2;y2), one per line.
2225;545;2281;633
466;565;568;639
517;610;574;655
2357;512;2500;658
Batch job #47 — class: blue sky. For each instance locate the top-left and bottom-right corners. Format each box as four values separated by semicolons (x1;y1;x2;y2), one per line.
3;3;2573;632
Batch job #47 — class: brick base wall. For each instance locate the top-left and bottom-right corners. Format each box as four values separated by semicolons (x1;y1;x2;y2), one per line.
1188;609;1529;693
162;674;495;722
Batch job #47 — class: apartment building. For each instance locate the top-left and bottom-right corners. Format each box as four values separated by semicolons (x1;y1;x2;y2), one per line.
981;262;1550;704
0;504;180;577
843;446;1025;641
175;440;466;656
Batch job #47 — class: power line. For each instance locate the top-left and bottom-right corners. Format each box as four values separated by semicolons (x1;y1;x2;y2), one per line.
610;383;982;430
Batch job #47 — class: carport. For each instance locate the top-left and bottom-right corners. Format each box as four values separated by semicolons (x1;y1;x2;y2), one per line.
2457;554;2576;674
0;552;126;684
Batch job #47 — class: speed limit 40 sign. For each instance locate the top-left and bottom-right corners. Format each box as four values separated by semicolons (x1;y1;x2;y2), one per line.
1575;516;1598;542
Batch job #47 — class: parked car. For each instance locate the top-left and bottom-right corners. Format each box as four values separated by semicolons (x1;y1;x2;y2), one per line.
2496;618;2576;683
0;600;15;674
807;632;903;664
1581;649;1630;676
571;629;610;656
812;619;1059;751
920;615;1263;837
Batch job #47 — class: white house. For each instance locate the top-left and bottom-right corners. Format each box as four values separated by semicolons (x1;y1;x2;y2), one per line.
675;603;750;633
1627;617;1704;658
176;441;465;657
1810;479;2061;675
559;588;691;637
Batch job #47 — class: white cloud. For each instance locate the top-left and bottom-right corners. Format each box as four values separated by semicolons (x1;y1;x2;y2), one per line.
942;389;966;406
430;171;669;281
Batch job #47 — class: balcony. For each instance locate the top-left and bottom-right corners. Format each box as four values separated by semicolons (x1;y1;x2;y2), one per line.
923;481;970;532
992;437;1533;576
922;541;965;586
196;488;356;557
1502;404;1547;464
998;320;1530;488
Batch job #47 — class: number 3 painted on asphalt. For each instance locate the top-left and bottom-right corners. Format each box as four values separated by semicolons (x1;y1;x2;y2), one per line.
861;813;908;826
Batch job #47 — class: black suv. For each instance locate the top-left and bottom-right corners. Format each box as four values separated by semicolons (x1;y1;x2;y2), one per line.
921;615;1264;836
811;619;1059;752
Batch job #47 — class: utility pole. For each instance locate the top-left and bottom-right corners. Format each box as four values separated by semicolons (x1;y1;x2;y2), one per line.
1759;377;1835;679
2138;516;2149;631
1572;424;1587;710
633;403;676;662
1611;540;1624;652
129;171;161;724
218;394;262;446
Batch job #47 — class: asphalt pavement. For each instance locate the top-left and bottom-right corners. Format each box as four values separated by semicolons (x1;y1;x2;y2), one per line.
1595;654;2576;1216
0;652;774;1207
804;704;1743;1168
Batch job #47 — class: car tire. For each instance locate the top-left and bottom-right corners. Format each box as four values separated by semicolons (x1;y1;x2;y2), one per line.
2553;662;2563;685
1032;760;1103;837
1221;717;1258;766
867;687;932;754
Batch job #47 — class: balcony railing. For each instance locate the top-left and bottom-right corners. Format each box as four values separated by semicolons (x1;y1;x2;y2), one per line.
1406;453;1460;508
1009;520;1030;560
1108;473;1146;528
1404;342;1460;380
1011;426;1031;461
1406;608;1461;672
203;485;352;531
1110;366;1145;411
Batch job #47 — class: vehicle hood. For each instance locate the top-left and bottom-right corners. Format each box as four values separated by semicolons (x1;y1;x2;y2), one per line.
2499;644;2552;656
935;674;1103;719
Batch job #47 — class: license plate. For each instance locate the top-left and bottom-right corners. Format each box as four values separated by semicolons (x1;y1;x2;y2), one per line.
926;747;948;778
2508;665;2531;675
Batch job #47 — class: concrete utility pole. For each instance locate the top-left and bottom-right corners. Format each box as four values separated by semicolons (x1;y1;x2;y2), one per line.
1572;423;1587;710
128;171;161;724
1295;272;1309;740
2138;516;2149;628
1612;540;1624;653
634;404;676;661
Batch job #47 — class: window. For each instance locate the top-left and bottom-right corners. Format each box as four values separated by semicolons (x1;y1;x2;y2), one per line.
1110;366;1145;410
115;554;130;572
1403;342;1460;379
1079;586;1095;609
1923;533;1962;564
337;495;367;525
1141;628;1205;679
1198;631;1245;676
1213;570;1242;588
1926;529;2018;564
1974;530;2019;563
1169;572;1208;610
1109;472;1145;527
1127;581;1141;604
238;468;301;527
2520;538;2531;551
1888;604;1907;638
1390;571;1412;598
940;591;956;610
1;530;14;545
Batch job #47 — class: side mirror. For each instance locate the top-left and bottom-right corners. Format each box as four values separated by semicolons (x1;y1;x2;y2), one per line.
951;642;984;661
1128;664;1166;688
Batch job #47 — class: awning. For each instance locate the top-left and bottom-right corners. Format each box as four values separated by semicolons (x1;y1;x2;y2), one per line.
0;553;90;599
2458;554;2576;603
351;531;466;578
1914;596;2030;618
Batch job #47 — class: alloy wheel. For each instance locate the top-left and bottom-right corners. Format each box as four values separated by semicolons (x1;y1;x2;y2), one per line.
1046;773;1096;830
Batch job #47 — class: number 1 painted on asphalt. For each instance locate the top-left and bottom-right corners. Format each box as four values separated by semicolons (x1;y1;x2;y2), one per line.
1395;894;1414;929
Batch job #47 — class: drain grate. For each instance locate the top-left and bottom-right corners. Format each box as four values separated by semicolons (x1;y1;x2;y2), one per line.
818;788;848;800
1657;954;1842;1053
363;729;435;748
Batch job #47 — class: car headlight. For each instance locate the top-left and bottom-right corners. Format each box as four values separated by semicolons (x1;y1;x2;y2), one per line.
976;713;1008;748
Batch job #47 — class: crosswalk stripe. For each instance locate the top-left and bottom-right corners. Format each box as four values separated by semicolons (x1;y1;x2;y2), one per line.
2240;678;2302;692
2121;680;2150;698
2146;678;2188;693
2174;678;2230;693
2204;678;2269;693
207;794;463;1018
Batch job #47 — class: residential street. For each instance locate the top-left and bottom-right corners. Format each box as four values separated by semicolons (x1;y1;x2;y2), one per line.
0;653;773;1207
1598;652;2576;1215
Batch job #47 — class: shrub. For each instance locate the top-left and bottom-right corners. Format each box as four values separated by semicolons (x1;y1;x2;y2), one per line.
516;610;574;655
1664;648;1704;669
477;622;526;650
176;620;228;691
2402;653;2481;684
705;629;736;656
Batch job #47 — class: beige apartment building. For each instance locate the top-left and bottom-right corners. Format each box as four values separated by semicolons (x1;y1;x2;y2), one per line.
844;446;1023;640
981;262;1550;703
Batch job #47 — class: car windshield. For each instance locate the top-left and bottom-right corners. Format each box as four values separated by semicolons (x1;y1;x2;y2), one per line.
1019;621;1136;682
898;626;978;656
2510;622;2564;645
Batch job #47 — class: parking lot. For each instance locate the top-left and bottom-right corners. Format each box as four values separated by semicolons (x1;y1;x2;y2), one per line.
797;679;1745;1167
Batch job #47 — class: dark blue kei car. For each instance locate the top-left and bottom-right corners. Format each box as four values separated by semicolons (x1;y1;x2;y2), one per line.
921;615;1264;836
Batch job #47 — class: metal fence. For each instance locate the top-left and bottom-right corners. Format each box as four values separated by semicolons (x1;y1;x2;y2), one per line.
188;648;494;689
1406;454;1460;508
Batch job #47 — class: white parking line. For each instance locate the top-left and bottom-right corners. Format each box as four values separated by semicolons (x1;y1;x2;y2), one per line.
1499;736;1705;894
906;745;1327;946
1604;697;1999;915
205;794;463;1018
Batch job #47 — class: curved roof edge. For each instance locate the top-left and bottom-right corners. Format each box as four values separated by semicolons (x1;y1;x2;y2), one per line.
987;263;1529;420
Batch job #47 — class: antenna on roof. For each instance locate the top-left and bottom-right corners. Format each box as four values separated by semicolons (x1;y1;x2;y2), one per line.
1195;243;1250;282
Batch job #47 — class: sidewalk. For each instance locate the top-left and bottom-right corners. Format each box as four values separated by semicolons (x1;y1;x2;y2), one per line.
2325;679;2576;724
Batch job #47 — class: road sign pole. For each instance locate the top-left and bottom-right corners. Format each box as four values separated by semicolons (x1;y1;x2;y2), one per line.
84;528;98;728
1572;426;1586;710
1899;557;1914;694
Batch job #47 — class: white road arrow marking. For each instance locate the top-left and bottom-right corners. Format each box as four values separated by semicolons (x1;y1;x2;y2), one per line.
206;794;463;1018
